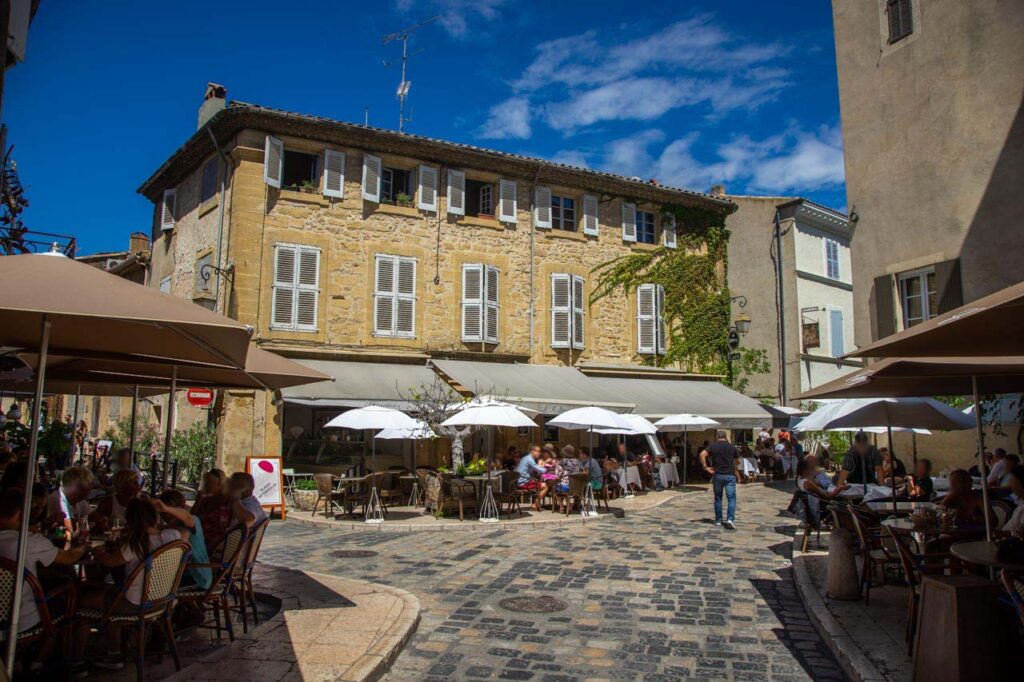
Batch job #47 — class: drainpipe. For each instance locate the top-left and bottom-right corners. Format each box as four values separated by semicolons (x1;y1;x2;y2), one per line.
773;209;788;405
206;126;230;314
528;164;543;360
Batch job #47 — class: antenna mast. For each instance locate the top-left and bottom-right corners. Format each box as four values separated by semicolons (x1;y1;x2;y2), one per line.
382;15;439;133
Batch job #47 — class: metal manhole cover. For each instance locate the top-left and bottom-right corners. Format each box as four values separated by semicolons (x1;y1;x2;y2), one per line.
329;550;379;559
498;595;568;613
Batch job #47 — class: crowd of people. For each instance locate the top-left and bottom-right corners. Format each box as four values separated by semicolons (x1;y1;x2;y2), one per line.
0;431;268;677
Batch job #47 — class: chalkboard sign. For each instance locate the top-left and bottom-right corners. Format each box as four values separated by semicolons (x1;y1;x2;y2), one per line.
244;456;286;519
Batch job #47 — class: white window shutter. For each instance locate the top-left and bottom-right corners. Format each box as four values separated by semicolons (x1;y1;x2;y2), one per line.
447;169;466;216
160;189;177;232
461;264;483;342
582;194;599;236
637;284;656;354
417;165;438;212
362;154;382;202
663;213;677;248
621;202;637;242
323;150;345;198
295;246;320;331
572;275;585;350
272;244;297;328
263;136;283;189
533;186;552;229
485;266;500;344
550;274;571;349
656;284;667;354
396;257;416;338
374;255;396;335
499;179;517;223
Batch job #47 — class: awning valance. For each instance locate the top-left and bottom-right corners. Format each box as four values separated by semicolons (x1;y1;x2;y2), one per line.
281;359;441;412
430;359;634;414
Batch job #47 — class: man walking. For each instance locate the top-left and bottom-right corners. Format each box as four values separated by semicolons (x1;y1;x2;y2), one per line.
700;430;740;530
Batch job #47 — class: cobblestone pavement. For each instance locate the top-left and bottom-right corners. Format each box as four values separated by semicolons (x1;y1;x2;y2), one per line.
260;483;846;681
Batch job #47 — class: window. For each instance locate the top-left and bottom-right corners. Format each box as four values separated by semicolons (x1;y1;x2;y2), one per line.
109;397;121;421
462;264;499;344
194;252;213;296
829;308;845;358
381;167;413;204
637;284;666;355
465;179;495;217
200;158;219;204
159;275;171;294
552;195;576;231
824;239;841;280
272;243;320;332
898;268;937;328
282;150;320;191
551;273;584;350
636;211;656;244
374;254;416;338
887;0;913;43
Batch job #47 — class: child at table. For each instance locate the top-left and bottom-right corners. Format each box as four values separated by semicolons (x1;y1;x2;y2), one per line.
539;446;560;484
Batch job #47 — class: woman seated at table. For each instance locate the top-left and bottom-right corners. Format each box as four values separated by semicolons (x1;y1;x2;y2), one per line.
939;469;990;526
876;448;906;485
555;446;581;495
738;443;759;482
156;490;212;591
192;469;232;554
902;458;935;502
796;459;848;521
90;470;141;532
997;466;1024;538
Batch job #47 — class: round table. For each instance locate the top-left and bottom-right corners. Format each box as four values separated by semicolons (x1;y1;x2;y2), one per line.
950;541;1024;572
658;462;680;487
867;501;937;515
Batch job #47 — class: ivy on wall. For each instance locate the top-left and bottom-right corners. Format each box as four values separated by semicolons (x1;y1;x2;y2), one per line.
590;202;770;391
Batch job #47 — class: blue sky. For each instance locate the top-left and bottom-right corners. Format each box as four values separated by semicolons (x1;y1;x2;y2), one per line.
5;0;844;255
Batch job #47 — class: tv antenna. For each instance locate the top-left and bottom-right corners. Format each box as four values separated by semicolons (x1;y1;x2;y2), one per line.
382;15;438;133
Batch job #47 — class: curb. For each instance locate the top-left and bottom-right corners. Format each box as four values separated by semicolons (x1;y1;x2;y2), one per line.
790;531;889;682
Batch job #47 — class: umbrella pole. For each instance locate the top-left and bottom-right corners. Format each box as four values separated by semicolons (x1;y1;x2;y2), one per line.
128;384;139;464
911;431;918;469
6;314;50;673
888;425;897;518
972;376;993;542
682;426;687;486
71;383;81;465
162;366;177;491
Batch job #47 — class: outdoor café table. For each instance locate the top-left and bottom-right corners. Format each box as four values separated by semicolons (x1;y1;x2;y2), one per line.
833;483;892;502
611;466;642;493
867;500;937;515
463;474;502;502
658;462;680;488
950;540;1024;572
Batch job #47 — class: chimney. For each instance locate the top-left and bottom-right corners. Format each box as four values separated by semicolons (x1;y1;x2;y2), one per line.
129;232;151;257
709;184;726;197
197;82;227;130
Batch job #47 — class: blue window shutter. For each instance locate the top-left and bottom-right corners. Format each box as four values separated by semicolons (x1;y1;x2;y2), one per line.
829;309;845;358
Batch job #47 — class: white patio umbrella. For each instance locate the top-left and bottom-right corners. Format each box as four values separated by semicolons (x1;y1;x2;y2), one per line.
594;413;658;435
653;414;722;485
325;406;421;523
794;397;974;519
964;394;1023;425
451;397;541;416
548;407;635;505
375;421;435;440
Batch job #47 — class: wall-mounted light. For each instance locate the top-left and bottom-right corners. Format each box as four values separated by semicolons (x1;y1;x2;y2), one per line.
734;312;752;336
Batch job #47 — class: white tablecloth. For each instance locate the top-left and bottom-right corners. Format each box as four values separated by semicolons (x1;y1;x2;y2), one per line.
658;462;680;486
612;466;642;491
741;458;760;476
832;483;893;501
780;455;798;474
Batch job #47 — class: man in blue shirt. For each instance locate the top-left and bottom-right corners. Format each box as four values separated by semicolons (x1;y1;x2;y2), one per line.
580;450;603;491
516;444;547;511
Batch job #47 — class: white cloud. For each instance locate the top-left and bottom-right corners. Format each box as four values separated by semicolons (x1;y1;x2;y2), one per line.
477;96;532;139
544;78;697;131
394;0;507;38
548;150;591;169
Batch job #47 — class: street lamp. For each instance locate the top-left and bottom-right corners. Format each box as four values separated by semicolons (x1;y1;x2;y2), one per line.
734;312;751;335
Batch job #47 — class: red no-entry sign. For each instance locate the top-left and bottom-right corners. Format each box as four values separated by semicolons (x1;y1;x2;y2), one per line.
186;387;215;408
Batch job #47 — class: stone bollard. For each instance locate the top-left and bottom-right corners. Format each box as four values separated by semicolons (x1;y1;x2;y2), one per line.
826;528;861;600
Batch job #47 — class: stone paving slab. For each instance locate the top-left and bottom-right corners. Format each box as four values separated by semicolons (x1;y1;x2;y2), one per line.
261;481;846;681
164;564;420;682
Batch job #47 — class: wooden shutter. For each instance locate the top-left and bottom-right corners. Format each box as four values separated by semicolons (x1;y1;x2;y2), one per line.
263;136;283;188
499;179;517;223
829;308;845;358
447;169;466;216
933;258;963;314
417;165;438;212
571;276;585;350
656;284;667;354
272;244;297;328
621;202;637;242
637;284;656;354
362;154;382;202
395;257;416;338
533;186;552;229
295;246;320;331
873;273;896;340
461;264;483;342
374;255;396;335
485;266;499;344
551;274;571;349
323;150;345;198
160;189;177;232
663;213;677;248
582;194;599;236
899;0;912;36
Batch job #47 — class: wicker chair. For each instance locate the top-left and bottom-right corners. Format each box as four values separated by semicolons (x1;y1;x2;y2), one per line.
311;473;341;518
848;506;899;604
989;499;1013;528
886;525;953;654
436;474;478;521
493;471;524;518
372;471;396;514
553;472;590;515
232;517;269;634
77;540;191;680
340;474;374;517
0;557;74;675
176;524;248;642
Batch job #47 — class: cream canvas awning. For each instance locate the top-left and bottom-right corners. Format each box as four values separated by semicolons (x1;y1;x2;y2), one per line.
281;360;442;411
430;359;635;414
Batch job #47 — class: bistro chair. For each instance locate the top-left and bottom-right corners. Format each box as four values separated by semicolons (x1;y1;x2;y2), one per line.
372;471;397;514
311;473;341;518
989;499;1013;528
436;474;478;521
886;525;953;654
791;490;824;553
0;557;74;677
494;471;523;518
341;474;374;517
554;473;590;515
232;517;269;634
176;524;248;642
282;468;297;503
848;506;899;605
594;475;612;512
76;540;191;681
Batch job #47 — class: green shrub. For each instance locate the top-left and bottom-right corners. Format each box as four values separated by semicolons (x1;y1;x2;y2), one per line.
170;422;217;486
294;478;317;491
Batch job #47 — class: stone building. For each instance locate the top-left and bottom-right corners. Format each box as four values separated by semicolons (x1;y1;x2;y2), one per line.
137;86;781;474
722;191;857;406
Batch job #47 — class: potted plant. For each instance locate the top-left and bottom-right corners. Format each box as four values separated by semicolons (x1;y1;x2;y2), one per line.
300;179;318;194
291;477;318;511
395;191;414;207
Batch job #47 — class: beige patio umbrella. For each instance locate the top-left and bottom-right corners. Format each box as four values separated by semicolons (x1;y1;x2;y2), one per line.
0;251;255;672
